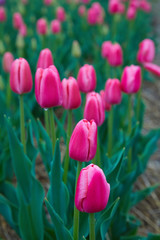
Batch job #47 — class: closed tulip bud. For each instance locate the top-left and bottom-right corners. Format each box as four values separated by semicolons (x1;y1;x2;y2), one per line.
108;43;123;67
0;7;6;22
82;0;90;3
16;34;24;49
51;19;61;34
69;119;97;162
143;62;160;77
62;77;81;109
77;64;97;93
121;65;141;94
139;0;151;12
56;7;66;22
19;23;27;37
101;41;112;59
75;164;110;213
35;65;63;108
2;52;14;73
13;13;23;30
37;48;54;69
87;7;97;25
10;58;33;95
84;92;105;126
78;5;86;16
100;90;111;111
108;0;125;14
126;6;137;20
71;40;81;58
104;79;122;105
37;18;47;35
44;0;52;5
137;39;155;64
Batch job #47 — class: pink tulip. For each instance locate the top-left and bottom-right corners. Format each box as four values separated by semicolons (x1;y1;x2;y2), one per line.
37;48;54;69
108;43;123;67
75;164;110;213
108;0;125;14
101;41;112;59
126;6;137;20
62;77;81;109
129;0;140;8
81;0;90;3
104;79;122;104
69;119;97;162
10;58;33;95
87;7;97;25
19;23;27;37
51;19;61;34
121;65;141;94
84;92;105;126
2;52;14;73
56;7;66;22
13;13;23;30
137;39;155;64
143;62;160;77
0;7;6;22
100;90;111;111
78;5;86;16
77;64;97;93
44;0;52;5
37;18;47;35
35;65;62;108
139;0;151;12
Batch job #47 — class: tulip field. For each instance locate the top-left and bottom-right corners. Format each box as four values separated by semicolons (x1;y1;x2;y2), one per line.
0;0;160;239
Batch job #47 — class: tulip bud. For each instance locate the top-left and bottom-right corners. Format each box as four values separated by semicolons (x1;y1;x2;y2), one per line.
2;52;14;73
75;164;110;213
56;7;66;22
100;90;111;111
104;79;122;105
62;77;81;109
77;64;97;93
51;19;61;34
37;18;47;35
139;0;151;12
13;13;23;30
37;48;54;69
101;41;112;59
137;39;155;64
69;119;97;162
0;7;6;22
35;65;63;108
84;92;105;126
126;6;137;20
143;62;160;77
10;58;33;95
108;0;125;14
19;23;27;37
78;5;86;16
108;43;123;67
44;0;52;5
121;65;141;94
16;34;25;49
82;0;90;3
71;40;81;58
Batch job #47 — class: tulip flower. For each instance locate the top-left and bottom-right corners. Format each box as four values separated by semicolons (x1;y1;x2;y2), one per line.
56;7;66;22
82;0;90;3
13;13;23;30
121;65;141;94
51;19;61;34
100;90;111;111
19;23;27;37
139;0;151;12
77;64;97;93
84;92;105;126
37;48;54;69
87;7;97;25
69;119;97;162
37;18;47;35
71;40;81;58
0;7;6;22
104;78;122;105
143;62;160;77
44;0;52;5
101;41;112;59
137;39;155;64
126;6;137;20
108;0;125;14
78;5;86;16
107;43;123;67
2;52;14;73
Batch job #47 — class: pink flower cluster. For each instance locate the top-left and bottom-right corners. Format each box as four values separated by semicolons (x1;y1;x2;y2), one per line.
87;2;104;25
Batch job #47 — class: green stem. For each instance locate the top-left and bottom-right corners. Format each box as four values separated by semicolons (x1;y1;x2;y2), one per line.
89;213;95;240
44;109;50;135
49;108;56;155
6;75;11;107
107;107;113;158
73;161;82;240
136;89;141;122
93;131;101;167
19;95;26;154
63;110;72;184
128;95;132;171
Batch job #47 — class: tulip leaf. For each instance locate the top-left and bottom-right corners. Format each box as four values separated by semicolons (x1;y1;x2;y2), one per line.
147;234;160;240
79;212;89;240
54;111;67;142
45;199;73;240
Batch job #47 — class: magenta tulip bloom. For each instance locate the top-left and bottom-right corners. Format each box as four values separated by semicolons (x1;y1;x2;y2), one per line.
77;64;97;93
56;7;66;22
108;43;123;67
78;5;86;16
13;13;23;30
84;92;105;126
35;65;62;108
139;0;151;12
143;62;160;77
62;77;81;109
51;19;61;34
100;90;111;111
69;119;97;162
126;6;137;20
101;41;112;59
87;7;97;25
10;58;33;95
104;79;122;105
37;48;54;69
75;164;110;213
44;0;52;5
108;0;125;14
0;7;6;22
121;65;141;94
2;52;14;73
37;18;47;35
82;0;90;3
137;39;155;64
